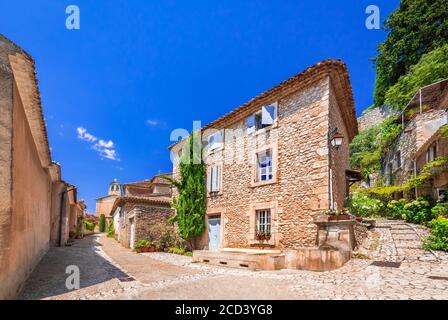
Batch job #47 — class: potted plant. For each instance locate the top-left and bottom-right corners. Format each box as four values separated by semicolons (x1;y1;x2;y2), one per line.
255;230;272;241
134;240;156;253
327;209;352;221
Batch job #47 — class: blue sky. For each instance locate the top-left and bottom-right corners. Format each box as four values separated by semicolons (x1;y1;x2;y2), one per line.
0;0;399;211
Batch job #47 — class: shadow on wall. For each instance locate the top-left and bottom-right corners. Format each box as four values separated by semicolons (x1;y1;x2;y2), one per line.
18;235;129;300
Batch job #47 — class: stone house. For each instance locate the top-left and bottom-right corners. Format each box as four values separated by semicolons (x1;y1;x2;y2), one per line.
380;79;448;200
0;35;83;299
110;174;174;249
169;59;358;250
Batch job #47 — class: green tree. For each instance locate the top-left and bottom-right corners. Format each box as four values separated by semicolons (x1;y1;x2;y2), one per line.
384;45;448;110
373;0;448;107
167;132;206;249
349;116;401;178
99;214;106;232
107;220;114;238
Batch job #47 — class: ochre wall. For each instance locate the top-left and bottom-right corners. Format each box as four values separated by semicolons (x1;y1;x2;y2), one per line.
96;196;117;218
0;82;52;299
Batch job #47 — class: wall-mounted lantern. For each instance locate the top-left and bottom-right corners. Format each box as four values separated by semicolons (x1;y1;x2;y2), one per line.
330;131;344;149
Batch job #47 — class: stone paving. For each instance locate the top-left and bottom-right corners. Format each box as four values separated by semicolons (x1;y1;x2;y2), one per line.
19;220;448;300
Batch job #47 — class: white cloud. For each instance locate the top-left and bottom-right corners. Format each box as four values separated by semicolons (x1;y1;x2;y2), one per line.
97;139;114;149
76;127;119;161
77;127;97;143
146;119;159;126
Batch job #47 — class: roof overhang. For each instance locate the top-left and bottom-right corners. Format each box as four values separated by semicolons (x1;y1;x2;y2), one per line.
168;59;357;150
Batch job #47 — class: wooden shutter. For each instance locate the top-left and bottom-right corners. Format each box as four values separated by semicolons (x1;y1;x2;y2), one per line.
216;166;221;192
247;115;255;134
207;167;213;192
262;103;277;125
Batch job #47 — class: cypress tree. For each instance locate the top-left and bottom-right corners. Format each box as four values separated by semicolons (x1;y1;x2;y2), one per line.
167;131;206;249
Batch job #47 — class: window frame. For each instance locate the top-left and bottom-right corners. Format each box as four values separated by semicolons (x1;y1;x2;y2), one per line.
251;143;278;188
247;102;278;134
207;130;224;153
426;142;437;163
207;163;223;195
395;151;401;169
257;150;273;182
256;209;271;235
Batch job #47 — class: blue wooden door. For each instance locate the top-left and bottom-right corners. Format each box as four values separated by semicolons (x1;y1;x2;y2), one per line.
208;216;221;250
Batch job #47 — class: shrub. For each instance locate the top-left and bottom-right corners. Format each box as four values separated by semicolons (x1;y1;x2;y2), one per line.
107;220;114;238
423;217;448;252
431;203;448;218
168;246;186;255
84;220;95;231
134;240;152;251
386;199;410;218
349;116;400;180
147;224;180;252
99;214;106;232
168;246;193;256
401;198;433;224
349;193;385;217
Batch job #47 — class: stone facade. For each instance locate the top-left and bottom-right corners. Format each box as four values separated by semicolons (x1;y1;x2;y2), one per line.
357;106;398;131
170;59;357;250
0;35;82;299
116;200;174;248
110;174;174;249
380;81;448;199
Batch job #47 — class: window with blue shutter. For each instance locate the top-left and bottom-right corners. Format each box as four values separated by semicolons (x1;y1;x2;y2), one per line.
208;165;222;193
247;102;278;132
257;150;273;181
247;115;255;134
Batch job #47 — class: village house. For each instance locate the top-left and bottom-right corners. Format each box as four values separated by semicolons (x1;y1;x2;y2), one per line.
169;59;358;252
96;179;122;226
379;79;448;200
0;35;84;299
110;174;174;249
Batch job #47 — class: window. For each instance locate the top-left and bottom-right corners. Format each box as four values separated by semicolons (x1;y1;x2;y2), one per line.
207;165;221;193
395;151;401;169
247;102;277;134
426;143;437;163
207;130;224;152
257;150;273;182
256;209;271;235
437;188;447;202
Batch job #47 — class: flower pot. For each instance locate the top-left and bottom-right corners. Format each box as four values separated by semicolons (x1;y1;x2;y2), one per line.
255;234;272;241
328;214;351;221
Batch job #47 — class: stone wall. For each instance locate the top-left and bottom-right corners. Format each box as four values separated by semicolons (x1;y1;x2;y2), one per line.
357;106;398;131
118;203;174;248
0;37;16;299
382;109;448;192
173;74;354;250
134;206;175;244
329;82;350;209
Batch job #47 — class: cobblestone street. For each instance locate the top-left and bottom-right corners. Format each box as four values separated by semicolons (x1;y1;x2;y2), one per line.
20;220;448;300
